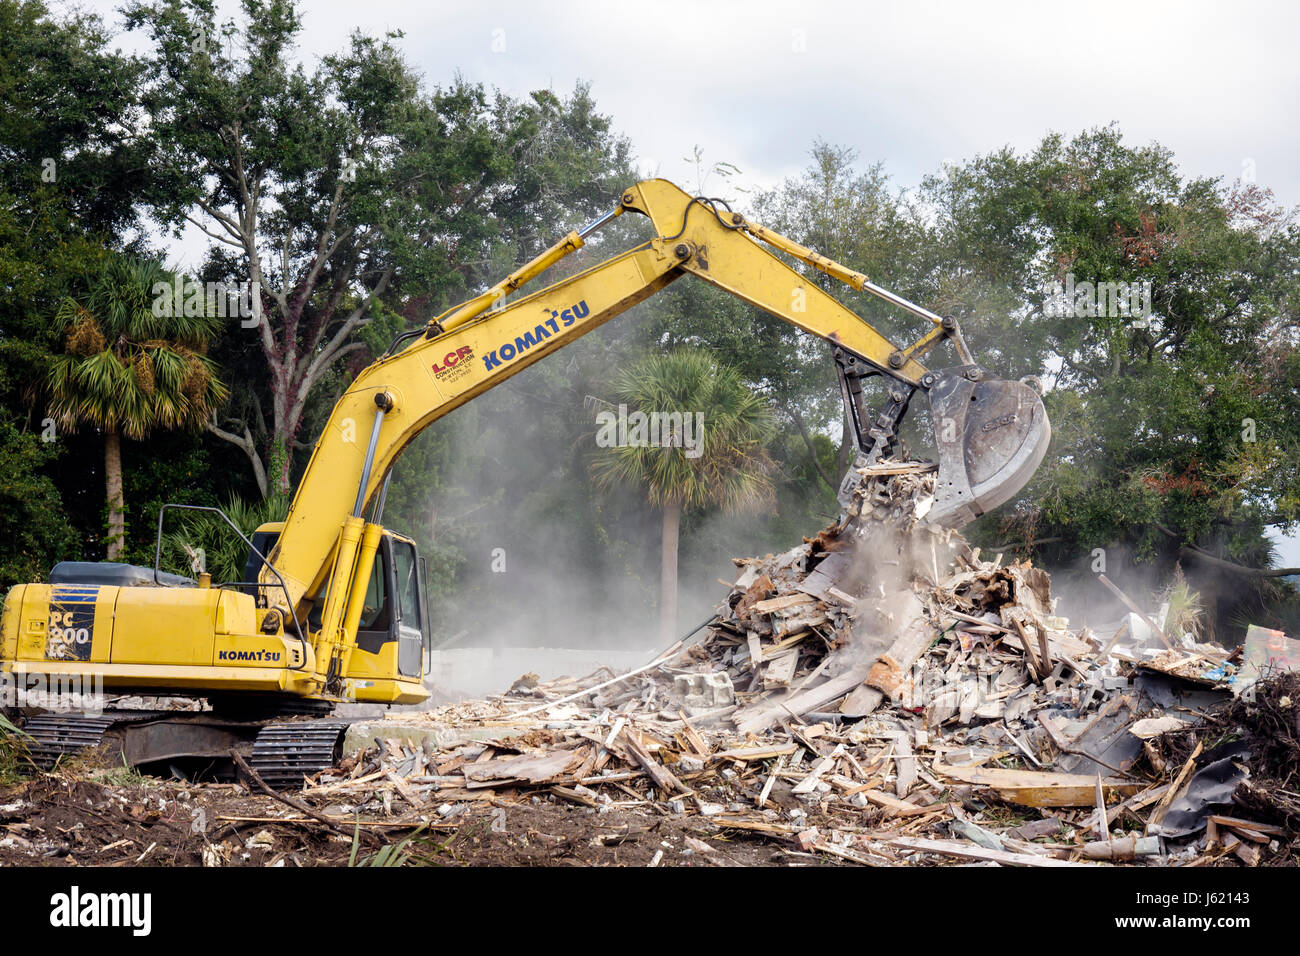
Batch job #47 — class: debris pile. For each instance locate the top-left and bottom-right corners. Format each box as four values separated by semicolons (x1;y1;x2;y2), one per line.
295;460;1298;866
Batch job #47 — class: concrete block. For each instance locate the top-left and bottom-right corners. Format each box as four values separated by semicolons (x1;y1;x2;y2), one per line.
672;671;735;709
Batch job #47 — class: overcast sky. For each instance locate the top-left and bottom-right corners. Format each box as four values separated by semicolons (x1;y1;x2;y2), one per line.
90;0;1299;208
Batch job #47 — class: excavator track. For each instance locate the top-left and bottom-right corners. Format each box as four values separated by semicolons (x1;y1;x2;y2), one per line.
19;712;124;770
14;709;352;786
245;719;352;789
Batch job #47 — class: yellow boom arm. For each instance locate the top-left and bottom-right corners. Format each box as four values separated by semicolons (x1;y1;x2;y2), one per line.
266;179;1048;622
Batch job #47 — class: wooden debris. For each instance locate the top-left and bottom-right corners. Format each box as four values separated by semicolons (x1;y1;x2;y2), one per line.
932;764;1144;807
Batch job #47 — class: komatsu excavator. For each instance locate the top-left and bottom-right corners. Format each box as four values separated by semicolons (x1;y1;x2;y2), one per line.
0;179;1050;784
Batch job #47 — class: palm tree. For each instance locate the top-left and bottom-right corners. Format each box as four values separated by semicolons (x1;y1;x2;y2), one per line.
594;350;776;643
47;256;228;560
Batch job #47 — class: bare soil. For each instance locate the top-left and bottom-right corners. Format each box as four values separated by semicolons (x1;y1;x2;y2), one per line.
0;772;839;867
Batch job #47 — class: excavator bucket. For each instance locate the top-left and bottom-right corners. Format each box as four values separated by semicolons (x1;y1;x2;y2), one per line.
925;369;1051;529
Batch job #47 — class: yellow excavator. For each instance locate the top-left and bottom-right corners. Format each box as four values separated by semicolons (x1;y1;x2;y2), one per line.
0;179;1050;783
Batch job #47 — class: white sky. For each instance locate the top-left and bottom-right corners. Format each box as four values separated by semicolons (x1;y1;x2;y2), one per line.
87;0;1300;209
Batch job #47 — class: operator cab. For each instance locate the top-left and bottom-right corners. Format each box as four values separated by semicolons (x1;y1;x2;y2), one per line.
244;525;428;678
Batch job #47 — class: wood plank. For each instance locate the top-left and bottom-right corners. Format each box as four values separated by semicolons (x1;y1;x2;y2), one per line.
752;593;816;614
932;764;1143;807
893;732;917;798
711;743;800;762
757;754;785;809
462;749;582;785
676;710;711;757
857;461;938;476
865;612;935;698
888;836;1085;867
1148;741;1202;830
732;661;874;735
1207;815;1285;837
1098;574;1174;650
860;789;934;817
621;732;685;793
763;651;799;689
792;745;844;794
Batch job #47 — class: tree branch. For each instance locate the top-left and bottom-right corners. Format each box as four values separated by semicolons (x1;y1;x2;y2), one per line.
207;417;269;499
1155;523;1299;577
185;213;243;247
782;399;837;495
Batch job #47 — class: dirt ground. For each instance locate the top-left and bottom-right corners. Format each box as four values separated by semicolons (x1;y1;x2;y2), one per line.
0;772;842;867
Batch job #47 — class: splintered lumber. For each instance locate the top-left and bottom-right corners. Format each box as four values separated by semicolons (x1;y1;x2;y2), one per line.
733;661;874;735
857;461;938;476
860;790;935;817
676;711;710;757
1207;815;1285;838
792;744;844;794
506;640;684;719
888;836;1085;867
1148;741;1203;830
893;732;917;797
232;751;375;844
463;748;582;786
839;683;883;717
621;732;685;793
1013;619;1043;680
752;593;815;614
931;764;1143;807
758;754;786;809
810;840;889;867
865;611;934;698
763;652;799;689
711;743;800;762
1097;574;1174;650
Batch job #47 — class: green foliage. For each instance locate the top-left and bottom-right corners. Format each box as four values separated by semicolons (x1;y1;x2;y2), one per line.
0;0;155;233
85;756;150;788
161;492;290;583
0;0;167;578
0;711;32;785
593;350;777;513
48;256;227;440
348;822;440;867
0;422;78;586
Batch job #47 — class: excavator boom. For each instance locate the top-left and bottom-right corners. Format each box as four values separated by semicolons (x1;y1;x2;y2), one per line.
267;179;1050;620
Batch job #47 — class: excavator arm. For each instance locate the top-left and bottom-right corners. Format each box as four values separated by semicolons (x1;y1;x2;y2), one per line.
267;179;1051;641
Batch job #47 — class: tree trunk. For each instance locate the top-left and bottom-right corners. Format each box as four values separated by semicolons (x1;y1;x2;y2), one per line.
104;426;125;561
784;399;838;495
660;496;682;645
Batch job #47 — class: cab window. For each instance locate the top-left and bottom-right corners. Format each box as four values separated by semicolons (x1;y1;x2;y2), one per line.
358;553;388;630
392;539;420;628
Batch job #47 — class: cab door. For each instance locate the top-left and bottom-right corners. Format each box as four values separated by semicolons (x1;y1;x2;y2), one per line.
389;537;425;678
